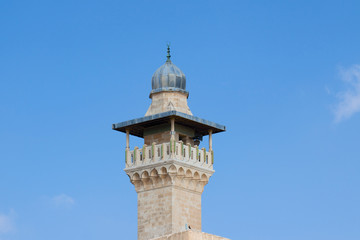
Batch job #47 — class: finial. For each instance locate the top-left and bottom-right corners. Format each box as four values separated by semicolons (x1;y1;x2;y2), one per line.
166;43;171;62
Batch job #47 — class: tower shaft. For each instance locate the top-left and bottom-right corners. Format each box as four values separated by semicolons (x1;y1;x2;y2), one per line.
125;139;213;240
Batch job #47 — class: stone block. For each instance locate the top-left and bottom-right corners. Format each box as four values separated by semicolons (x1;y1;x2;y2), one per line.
151;230;230;240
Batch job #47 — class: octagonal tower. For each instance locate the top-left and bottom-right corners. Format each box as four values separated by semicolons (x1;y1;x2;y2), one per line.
113;46;228;240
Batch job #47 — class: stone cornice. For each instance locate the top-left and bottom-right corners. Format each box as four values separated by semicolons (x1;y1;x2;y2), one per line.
124;158;215;175
125;161;214;193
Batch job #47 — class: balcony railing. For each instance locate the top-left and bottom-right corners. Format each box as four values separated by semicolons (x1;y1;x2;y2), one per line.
125;141;213;169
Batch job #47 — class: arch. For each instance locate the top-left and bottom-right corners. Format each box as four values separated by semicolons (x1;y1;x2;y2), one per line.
132;173;140;181
159;167;167;175
178;167;185;176
168;164;177;173
141;171;150;179
201;174;208;182
150;169;158;177
185;169;192;178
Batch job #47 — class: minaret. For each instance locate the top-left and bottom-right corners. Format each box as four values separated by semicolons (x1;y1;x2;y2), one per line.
113;47;228;240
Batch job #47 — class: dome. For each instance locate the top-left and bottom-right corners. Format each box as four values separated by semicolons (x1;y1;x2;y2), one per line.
150;47;188;96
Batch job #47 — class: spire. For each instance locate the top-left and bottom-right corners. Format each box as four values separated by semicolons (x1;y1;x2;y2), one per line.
166;43;171;62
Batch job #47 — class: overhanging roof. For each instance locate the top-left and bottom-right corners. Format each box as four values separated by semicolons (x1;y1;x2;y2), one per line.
112;111;226;138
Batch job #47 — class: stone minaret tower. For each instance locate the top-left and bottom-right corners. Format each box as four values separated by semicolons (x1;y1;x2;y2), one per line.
113;47;228;240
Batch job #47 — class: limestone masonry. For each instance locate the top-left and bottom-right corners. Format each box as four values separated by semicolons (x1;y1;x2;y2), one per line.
113;47;229;240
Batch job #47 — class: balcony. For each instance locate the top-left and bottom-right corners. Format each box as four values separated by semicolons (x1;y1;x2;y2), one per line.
125;141;213;169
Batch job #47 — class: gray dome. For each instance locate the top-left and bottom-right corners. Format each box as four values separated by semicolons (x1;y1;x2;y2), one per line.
151;59;188;95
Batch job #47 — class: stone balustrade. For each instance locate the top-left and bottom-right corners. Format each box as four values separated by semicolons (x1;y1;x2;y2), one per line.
125;141;213;169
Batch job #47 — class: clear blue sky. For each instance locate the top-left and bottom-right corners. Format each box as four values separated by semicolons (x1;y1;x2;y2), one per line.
1;1;360;239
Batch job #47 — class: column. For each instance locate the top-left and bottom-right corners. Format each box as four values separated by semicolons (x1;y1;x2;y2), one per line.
208;129;213;151
126;129;130;149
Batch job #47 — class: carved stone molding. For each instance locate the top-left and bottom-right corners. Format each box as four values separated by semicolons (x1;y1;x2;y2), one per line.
125;162;213;193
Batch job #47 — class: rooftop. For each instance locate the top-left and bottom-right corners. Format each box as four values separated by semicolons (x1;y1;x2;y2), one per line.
112;110;226;138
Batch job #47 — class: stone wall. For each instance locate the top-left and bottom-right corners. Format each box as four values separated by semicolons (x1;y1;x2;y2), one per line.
143;124;195;146
137;186;202;240
145;91;192;116
172;187;201;233
151;230;230;240
144;130;172;145
138;187;173;240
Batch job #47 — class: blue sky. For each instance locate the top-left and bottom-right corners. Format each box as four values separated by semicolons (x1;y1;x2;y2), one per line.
1;0;360;239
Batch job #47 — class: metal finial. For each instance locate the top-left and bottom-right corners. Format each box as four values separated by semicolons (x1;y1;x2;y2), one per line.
166;43;171;62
